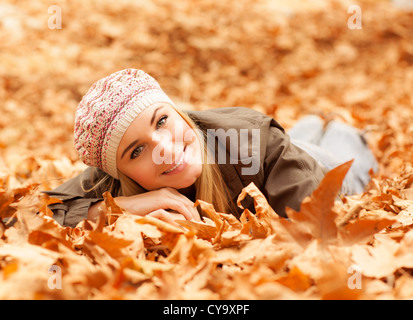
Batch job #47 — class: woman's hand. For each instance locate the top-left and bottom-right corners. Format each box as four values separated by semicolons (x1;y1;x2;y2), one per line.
113;187;200;222
147;209;186;227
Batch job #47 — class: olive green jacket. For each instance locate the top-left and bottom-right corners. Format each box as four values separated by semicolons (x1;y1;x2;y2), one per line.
45;107;326;228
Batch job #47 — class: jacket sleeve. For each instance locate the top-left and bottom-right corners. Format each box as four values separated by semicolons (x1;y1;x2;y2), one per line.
262;124;327;218
43;167;111;228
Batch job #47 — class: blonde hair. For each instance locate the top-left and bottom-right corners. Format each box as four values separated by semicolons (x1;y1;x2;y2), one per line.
173;107;237;216
83;106;238;217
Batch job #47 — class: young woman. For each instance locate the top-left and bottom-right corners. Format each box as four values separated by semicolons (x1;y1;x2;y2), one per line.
45;69;378;228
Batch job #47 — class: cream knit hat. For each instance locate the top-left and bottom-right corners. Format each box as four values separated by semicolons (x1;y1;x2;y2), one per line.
74;68;176;179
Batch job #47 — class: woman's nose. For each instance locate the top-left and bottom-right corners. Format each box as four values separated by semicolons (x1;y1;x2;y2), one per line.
152;130;175;164
158;140;173;159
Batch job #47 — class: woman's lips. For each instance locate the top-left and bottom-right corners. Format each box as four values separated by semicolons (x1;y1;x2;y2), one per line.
162;145;188;175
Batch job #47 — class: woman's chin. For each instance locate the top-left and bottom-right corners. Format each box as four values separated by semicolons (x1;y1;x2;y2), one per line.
171;168;201;189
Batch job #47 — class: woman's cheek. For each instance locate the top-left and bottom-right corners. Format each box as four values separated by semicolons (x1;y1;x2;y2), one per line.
128;160;158;189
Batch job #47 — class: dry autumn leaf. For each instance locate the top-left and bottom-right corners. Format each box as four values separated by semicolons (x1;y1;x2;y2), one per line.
286;160;353;245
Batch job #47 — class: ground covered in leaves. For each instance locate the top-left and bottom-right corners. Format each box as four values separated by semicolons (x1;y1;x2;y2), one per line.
1;0;413;299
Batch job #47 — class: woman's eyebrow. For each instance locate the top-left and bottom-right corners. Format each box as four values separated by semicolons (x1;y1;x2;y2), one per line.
121;106;164;159
150;106;163;126
121;139;139;159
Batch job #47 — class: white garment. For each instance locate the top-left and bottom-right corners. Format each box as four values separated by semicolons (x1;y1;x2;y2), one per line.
288;115;378;195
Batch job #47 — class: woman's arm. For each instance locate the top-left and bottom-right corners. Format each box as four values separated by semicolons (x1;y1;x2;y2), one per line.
46;167;200;227
87;196;193;227
113;188;200;221
262;126;326;218
44;167;109;227
87;200;105;223
87;187;200;225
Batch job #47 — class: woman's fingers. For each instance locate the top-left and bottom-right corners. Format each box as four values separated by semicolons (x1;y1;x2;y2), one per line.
160;188;201;221
147;209;185;227
163;187;196;210
161;199;200;222
114;187;201;221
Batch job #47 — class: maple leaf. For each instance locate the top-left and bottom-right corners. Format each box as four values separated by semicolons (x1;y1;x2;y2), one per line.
352;230;413;279
286;160;353;245
240;208;268;238
338;209;396;246
86;231;134;260
103;191;124;226
135;215;184;234
0;184;38;220
275;266;312;292
182;199;250;248
176;219;216;241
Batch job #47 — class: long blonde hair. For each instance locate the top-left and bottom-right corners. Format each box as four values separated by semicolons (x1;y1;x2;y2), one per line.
173;107;236;216
85;106;237;217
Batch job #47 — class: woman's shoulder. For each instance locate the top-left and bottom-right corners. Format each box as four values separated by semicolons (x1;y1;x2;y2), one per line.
44;166;116;200
186;106;270;120
185;106;283;131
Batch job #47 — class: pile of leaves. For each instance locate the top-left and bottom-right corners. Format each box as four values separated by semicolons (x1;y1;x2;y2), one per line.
1;0;413;299
1;160;413;299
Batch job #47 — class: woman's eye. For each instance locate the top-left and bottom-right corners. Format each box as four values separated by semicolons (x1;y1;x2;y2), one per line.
156;115;168;129
130;146;144;160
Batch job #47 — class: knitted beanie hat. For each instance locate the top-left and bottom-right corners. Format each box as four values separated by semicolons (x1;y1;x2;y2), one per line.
74;68;176;179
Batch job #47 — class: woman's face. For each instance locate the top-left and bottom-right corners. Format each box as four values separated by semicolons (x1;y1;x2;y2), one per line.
116;102;203;191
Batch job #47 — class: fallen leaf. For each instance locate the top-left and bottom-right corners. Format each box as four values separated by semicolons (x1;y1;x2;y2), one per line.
287;160;353;245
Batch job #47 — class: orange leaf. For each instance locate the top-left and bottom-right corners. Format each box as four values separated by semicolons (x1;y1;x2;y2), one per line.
276;267;312;292
103;191;124;225
135;215;184;234
240;209;268;238
2;261;18;280
195;199;223;230
175;219;217;241
287;160;353;245
87;231;134;260
338;210;396;246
